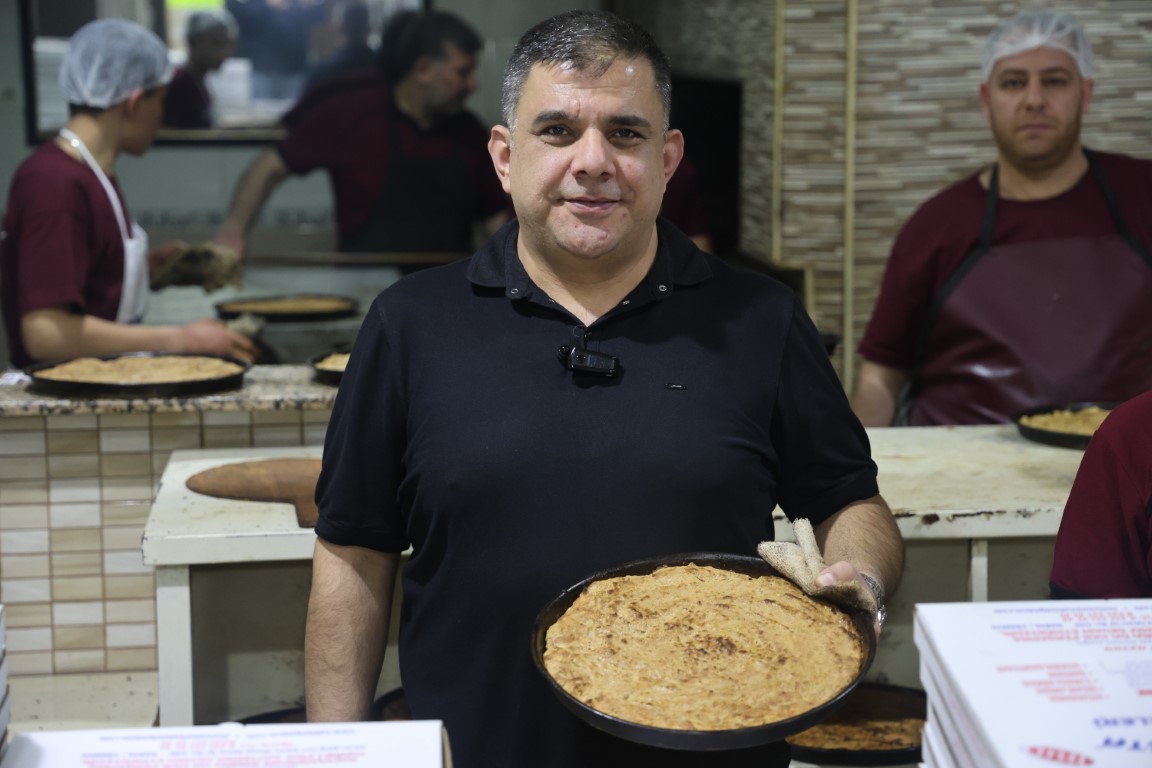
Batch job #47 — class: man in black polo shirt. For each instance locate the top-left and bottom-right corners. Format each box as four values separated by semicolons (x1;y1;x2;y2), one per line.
306;10;904;768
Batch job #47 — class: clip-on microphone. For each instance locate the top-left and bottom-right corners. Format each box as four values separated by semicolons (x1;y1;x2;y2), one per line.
558;344;619;377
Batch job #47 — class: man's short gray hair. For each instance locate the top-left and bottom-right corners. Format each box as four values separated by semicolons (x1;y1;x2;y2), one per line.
500;10;672;133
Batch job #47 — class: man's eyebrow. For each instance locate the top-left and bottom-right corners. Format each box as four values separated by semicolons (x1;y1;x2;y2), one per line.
529;110;654;130
996;66;1074;78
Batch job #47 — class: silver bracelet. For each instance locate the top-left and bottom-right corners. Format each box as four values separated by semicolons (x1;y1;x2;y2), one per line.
858;572;886;627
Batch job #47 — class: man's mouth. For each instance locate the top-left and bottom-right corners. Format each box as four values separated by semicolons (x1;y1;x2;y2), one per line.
565;197;619;213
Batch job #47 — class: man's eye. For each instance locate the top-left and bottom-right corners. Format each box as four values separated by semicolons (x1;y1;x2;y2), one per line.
1000;78;1024;89
543;125;570;137
1044;77;1070;88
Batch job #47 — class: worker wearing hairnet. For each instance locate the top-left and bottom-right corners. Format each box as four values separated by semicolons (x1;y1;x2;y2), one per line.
163;10;237;129
852;10;1152;426
0;19;256;368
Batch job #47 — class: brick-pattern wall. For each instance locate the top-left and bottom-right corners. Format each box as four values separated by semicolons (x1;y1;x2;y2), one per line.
614;0;1152;381
0;409;331;676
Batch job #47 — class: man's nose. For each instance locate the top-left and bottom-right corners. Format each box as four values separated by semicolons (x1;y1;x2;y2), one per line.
572;131;613;177
1022;79;1046;108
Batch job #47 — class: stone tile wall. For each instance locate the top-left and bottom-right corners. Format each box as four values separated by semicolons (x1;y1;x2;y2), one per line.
614;0;1152;382
0;409;332;676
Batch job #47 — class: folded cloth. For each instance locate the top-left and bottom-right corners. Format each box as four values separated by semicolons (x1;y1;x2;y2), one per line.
224;312;265;339
757;518;874;612
151;242;242;292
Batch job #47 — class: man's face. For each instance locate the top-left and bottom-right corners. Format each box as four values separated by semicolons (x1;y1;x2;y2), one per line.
488;58;683;264
420;43;478;118
980;46;1093;172
189;27;235;72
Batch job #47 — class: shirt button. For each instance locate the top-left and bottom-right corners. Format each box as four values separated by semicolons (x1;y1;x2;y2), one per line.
658;285;668;292
509;288;519;295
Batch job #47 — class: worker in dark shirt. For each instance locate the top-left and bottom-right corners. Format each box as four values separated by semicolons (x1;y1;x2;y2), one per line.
163;10;237;129
215;9;508;256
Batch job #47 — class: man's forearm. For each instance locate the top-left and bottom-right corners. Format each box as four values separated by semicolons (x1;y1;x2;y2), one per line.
23;309;181;361
218;149;291;244
305;540;399;722
814;495;904;601
851;361;908;427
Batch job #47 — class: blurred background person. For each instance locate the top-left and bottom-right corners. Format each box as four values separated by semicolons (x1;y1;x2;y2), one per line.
215;9;508;257
1049;391;1152;599
1;19;255;369
226;0;328;102
851;11;1152;427
163;10;238;129
303;0;377;95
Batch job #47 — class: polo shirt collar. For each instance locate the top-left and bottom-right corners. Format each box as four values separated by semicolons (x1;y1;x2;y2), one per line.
467;218;713;307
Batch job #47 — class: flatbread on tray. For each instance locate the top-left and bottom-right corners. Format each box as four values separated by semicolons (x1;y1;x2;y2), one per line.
543;562;866;732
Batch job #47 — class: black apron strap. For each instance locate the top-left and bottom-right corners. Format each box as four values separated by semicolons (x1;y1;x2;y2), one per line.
1084;149;1152;269
896;165;1001;423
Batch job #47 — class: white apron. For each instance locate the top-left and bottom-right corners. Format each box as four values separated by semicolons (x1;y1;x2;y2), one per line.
59;129;150;323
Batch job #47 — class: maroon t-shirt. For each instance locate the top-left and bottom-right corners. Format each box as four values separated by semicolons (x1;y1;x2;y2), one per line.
1;142;129;367
162;66;212;129
859;150;1152;368
1050;392;1152;599
277;76;508;240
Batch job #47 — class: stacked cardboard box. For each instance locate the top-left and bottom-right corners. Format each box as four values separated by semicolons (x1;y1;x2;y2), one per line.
915;599;1152;767
1;603;9;756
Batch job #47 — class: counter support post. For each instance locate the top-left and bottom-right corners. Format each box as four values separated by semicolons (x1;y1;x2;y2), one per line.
969;538;989;602
156;565;195;726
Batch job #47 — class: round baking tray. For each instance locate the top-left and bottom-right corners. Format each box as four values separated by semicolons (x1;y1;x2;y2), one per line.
215;293;360;323
307;343;353;387
786;682;926;766
1013;401;1115;450
26;352;250;399
532;552;876;751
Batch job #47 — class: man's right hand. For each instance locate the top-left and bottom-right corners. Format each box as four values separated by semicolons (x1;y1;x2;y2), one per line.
179;318;258;363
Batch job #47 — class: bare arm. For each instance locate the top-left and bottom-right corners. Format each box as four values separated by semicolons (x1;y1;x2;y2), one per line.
22;308;257;362
851;360;908;427
306;539;400;721
814;494;905;631
215;149;291;253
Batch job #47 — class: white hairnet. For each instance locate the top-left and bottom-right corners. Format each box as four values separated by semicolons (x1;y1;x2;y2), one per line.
186;10;237;40
982;10;1093;81
59;18;173;109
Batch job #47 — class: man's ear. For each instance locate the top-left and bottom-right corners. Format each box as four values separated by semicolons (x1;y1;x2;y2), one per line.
663;128;684;183
488;124;513;194
1081;78;1094;114
410;55;435;84
122;88;146;117
978;82;991;122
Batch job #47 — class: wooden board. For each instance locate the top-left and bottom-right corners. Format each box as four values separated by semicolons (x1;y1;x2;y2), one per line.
185;458;322;528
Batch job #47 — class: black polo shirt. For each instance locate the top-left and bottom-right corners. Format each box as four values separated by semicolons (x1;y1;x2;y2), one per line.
316;218;878;768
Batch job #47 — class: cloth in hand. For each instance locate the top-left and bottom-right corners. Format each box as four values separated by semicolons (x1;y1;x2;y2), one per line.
151;242;242;292
757;518;874;612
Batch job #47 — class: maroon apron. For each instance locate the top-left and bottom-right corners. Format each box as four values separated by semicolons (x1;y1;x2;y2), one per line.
903;152;1152;425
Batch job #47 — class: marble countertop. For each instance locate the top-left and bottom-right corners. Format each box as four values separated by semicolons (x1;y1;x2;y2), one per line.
0;365;337;416
146;425;1084;568
774;424;1083;540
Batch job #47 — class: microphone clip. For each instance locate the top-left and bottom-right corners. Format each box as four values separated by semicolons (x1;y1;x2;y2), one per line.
558;344;619;377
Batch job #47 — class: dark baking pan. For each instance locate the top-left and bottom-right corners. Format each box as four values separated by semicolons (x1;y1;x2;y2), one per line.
1013;401;1115;450
531;552;876;751
26;352;250;399
307;343;353;387
786;682;926;766
215;293;359;323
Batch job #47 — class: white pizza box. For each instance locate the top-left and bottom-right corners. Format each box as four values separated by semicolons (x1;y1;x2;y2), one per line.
0;719;451;767
920;660;985;768
921;715;956;768
915;599;1152;768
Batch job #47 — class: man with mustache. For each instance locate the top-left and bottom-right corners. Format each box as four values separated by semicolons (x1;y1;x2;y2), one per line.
305;10;902;768
852;10;1152;426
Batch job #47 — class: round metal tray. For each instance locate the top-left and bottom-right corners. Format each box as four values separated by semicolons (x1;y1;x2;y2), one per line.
307;344;352;387
1013;402;1115;450
26;352;250;399
531;552;876;751
786;682;926;766
215;293;359;323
